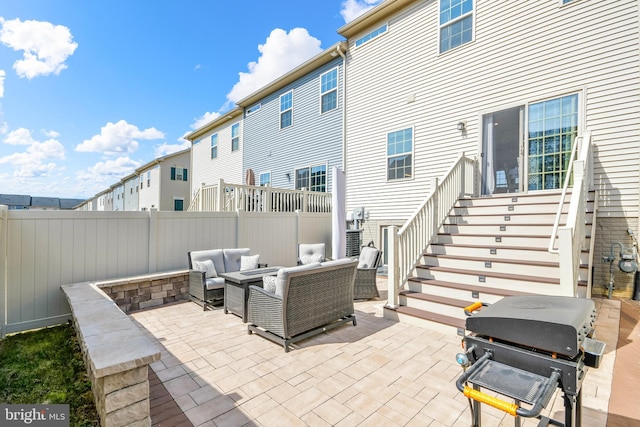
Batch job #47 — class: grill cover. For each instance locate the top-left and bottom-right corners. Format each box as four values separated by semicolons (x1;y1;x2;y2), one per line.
465;295;596;358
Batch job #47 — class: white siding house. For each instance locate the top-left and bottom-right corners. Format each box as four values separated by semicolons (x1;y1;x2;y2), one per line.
137;149;191;211
123;173;139;211
185;107;244;203
339;0;640;279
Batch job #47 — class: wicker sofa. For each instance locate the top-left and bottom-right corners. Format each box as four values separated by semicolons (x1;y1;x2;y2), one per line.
188;248;259;310
247;258;358;352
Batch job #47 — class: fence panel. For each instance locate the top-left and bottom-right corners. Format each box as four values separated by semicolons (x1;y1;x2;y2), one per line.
1;208;331;336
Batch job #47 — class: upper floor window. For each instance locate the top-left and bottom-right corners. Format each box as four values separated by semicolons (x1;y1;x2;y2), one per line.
280;91;293;129
295;165;327;192
387;128;413;180
259;172;271;187
211;134;218;158
147;171;151;187
231;124;240;151
171;167;188;181
439;0;473;53
355;24;387;47
320;68;338;113
246;103;261;116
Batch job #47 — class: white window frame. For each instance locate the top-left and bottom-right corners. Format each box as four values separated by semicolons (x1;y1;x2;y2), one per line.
246;103;261;116
355;23;388;48
320;67;338;114
386;126;414;181
280;91;293;129
211;133;218;158
231;123;240;151
259;171;271;187
438;0;474;54
294;164;327;192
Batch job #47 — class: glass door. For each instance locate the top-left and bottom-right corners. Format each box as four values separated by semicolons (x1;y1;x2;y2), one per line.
481;106;524;195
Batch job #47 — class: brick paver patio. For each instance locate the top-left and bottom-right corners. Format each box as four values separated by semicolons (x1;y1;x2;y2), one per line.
130;278;621;427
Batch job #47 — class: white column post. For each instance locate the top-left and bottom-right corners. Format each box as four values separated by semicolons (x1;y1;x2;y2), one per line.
387;225;399;309
431;177;439;241
557;226;575;296
148;208;158;274
217;178;225;211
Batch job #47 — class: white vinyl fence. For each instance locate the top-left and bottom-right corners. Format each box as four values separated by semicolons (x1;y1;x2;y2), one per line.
0;206;331;337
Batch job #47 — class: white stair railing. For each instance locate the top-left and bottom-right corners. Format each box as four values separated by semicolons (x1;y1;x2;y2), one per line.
387;153;478;308
187;179;332;213
549;131;593;296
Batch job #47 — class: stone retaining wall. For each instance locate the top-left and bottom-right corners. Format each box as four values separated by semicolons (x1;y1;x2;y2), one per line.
97;270;190;313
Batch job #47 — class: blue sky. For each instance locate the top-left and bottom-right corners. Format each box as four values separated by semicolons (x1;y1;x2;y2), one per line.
0;0;382;199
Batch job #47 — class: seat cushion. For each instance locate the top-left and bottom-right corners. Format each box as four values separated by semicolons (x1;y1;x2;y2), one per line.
205;277;225;290
241;254;260;271
275;262;321;297
190;249;225;274
224;248;251;272
192;259;217;278
358;247;380;269
299;253;324;265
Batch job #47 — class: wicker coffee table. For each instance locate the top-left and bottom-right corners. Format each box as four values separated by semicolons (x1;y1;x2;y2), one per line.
219;267;282;322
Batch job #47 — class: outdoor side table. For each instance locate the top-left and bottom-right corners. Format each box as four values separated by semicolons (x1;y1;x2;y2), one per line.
219;267;281;322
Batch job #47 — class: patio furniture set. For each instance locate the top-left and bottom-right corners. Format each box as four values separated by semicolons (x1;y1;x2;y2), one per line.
187;243;382;351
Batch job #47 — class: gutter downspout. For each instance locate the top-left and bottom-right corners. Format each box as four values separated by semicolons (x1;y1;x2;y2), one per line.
336;44;347;171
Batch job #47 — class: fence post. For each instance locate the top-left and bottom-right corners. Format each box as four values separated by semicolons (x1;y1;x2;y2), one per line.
302;189;308;212
459;152;466;199
264;185;272;212
148;208;158;274
0;205;8;338
199;182;205;211
387;225;399;309
557;226;576;296
431;177;439;241
217;178;225;211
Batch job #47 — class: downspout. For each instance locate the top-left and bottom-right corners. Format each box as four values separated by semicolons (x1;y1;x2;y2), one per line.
336;44;347;171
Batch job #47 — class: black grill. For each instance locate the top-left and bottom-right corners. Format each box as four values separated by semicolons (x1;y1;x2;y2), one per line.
455;295;605;427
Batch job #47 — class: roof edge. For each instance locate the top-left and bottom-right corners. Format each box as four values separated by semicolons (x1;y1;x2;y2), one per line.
337;0;416;38
184;106;244;141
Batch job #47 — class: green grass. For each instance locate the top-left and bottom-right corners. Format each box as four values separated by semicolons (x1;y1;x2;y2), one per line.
0;322;100;426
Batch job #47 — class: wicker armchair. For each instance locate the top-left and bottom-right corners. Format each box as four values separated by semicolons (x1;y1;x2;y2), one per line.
354;246;382;300
247;259;358;352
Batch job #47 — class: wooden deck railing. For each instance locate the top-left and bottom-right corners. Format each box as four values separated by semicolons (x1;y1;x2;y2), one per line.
549;131;594;296
387;153;478;308
187;179;331;213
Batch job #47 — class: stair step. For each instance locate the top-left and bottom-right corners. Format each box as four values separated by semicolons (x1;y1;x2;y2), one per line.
386;305;466;330
406;278;533;298
436;233;591;248
429;243;590;263
400;290;470;307
415;265;560;284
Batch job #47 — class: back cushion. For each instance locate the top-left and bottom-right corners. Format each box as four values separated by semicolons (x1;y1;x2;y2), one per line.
224;248;251;272
358;247;380;269
275;262;321;297
190;249;225;274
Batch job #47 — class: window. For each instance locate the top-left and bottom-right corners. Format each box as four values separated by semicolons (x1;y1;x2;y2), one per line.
280;91;293;129
246;103;261;116
174;198;184;211
231;123;240;151
171;167;188;181
320;68;338;113
211;134;218;158
439;0;473;53
147;171;151;187
295;165;327;192
259;172;271;187
355;24;388;47
527;94;578;191
387;128;413;180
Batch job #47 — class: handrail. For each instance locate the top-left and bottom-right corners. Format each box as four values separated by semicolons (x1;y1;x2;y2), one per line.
188;179;332;213
388;153;478;308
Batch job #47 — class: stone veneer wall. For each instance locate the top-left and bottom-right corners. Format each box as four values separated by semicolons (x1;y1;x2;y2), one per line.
97;270;190;313
62;271;190;427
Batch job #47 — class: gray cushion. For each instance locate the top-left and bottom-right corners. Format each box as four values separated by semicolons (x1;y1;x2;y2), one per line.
192;259;217;278
190;249;225;274
241;254;260;271
224;248;251;272
205;277;224;290
298;243;325;262
275;262;322;297
263;275;277;293
299;253;324;265
358;247;380;269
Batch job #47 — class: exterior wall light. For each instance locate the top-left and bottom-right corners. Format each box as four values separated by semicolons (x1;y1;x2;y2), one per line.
457;121;467;131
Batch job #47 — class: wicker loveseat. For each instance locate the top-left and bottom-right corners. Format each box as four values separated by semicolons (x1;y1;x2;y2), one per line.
247;258;358;352
188;248;259;310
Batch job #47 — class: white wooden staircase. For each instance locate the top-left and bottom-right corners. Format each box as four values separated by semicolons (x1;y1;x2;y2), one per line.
384;191;596;334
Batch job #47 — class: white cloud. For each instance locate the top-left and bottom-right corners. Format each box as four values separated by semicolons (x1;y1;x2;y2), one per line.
191;111;220;130
75;120;164;155
77;156;141;183
340;0;384;23
226;28;322;104
0;69;5;97
0;17;78;79
0;127;65;177
154;137;190;158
